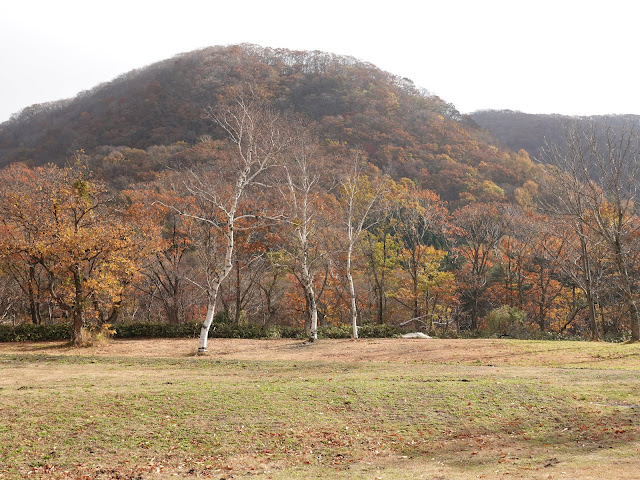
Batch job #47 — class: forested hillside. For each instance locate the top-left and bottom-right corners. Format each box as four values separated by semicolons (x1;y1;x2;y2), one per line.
471;109;640;159
0;44;531;204
1;44;639;344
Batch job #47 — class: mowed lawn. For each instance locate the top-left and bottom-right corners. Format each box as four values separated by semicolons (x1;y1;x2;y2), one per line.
1;338;639;479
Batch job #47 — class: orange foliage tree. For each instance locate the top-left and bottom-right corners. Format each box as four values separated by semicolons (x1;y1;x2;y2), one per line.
454;203;504;330
0;162;143;344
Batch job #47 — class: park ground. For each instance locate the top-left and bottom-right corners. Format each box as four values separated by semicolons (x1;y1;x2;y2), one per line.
1;338;639;479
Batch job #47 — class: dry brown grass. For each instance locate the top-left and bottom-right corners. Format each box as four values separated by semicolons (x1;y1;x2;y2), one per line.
1;338;639;479
2;337;639;369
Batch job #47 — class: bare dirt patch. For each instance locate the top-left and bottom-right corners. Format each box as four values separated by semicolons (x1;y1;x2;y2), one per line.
1;337;639;368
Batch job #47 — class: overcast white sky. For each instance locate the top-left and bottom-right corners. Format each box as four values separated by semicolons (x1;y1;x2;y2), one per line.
1;0;638;123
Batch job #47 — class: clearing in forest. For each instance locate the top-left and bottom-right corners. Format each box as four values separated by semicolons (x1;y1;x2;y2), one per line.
1;338;639;479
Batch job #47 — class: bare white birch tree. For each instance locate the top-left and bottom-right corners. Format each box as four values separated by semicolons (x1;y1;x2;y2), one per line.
182;93;285;353
338;156;383;339
278;130;327;341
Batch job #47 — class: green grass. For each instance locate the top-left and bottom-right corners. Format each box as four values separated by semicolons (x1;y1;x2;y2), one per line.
0;344;639;479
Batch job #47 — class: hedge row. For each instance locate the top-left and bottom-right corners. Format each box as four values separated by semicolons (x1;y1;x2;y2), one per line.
114;322;401;339
318;323;400;339
113;322;202;339
0;322;401;342
113;322;309;339
0;323;71;342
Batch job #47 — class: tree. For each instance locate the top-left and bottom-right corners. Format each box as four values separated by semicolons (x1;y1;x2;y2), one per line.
361;202;400;325
0;164;52;325
337;155;384;338
124;177;200;325
277;128;330;340
0;163;141;344
492;208;568;333
491;207;531;311
392;180;449;321
540;120;640;340
217;220;273;325
524;218;567;332
181;93;285;353
454;203;504;330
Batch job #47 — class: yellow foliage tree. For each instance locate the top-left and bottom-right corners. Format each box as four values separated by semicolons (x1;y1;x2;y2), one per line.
0;163;143;344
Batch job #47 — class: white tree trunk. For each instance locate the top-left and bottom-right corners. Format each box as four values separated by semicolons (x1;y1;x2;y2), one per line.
340;161;380;341
346;243;358;339
197;222;235;354
309;290;318;341
198;302;216;353
190;92;281;354
296;216;319;341
301;263;319;341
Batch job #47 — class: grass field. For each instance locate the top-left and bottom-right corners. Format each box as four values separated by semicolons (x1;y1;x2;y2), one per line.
1;338;639;479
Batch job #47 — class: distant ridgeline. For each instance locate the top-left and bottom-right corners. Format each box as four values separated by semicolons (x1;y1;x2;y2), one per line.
470;109;640;159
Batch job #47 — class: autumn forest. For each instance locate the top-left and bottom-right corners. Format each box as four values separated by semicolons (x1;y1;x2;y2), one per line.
1;44;639;345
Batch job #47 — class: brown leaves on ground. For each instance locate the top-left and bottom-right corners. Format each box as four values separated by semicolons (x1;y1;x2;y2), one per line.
2;337;639;369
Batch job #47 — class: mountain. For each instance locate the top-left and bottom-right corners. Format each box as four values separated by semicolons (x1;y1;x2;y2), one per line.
470;109;640;159
0;44;536;205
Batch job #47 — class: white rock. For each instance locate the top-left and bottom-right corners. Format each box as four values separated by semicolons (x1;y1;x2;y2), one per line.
401;332;432;339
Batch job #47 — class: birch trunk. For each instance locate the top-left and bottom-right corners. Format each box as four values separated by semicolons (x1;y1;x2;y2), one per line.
308;286;319;341
295;204;319;341
197;301;216;353
192;92;283;353
197;209;236;353
346;241;358;339
341;166;380;339
301;261;318;341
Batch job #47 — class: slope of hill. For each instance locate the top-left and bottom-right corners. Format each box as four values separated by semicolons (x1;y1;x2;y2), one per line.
471;109;640;159
0;44;534;204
